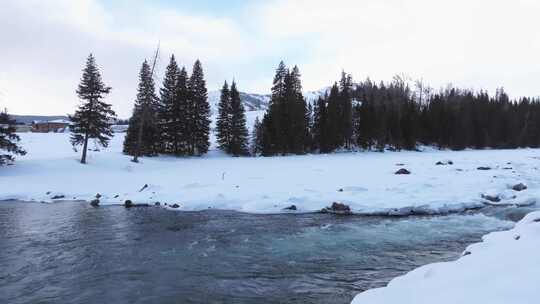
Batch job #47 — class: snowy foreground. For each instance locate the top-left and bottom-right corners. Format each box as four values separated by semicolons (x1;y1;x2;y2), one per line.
2;127;540;304
352;210;540;304
1;129;540;215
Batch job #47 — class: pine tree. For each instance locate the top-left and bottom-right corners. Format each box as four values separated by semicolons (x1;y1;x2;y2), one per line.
287;66;308;154
325;83;341;151
123;60;160;158
70;54;116;164
0;109;26;165
159;56;189;155
229;81;249;156
159;55;179;154
174;67;190;154
250;116;263;156
216;81;231;153
305;102;314;151
187;60;210;155
260;62;309;155
261;61;288;155
339;71;354;148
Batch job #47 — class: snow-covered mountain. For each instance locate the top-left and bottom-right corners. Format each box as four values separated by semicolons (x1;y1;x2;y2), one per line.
12;89;328;123
207;91;271;115
304;87;331;104
207;88;330;115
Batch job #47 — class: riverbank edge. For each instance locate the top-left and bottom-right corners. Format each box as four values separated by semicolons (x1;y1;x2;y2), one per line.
350;209;540;304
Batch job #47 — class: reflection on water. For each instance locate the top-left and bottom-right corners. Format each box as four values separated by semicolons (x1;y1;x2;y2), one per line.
0;201;521;304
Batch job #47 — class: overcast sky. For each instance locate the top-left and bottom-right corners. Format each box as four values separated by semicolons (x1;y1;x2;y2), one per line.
1;0;540;118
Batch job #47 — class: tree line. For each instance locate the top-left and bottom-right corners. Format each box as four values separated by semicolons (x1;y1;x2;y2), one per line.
2;54;540;166
252;65;540;155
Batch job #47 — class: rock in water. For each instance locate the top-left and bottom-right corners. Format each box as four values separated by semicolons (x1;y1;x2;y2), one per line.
436;160;453;166
481;194;501;202
124;200;133;208
512;183;527;191
51;195;65;200
170;204;180;209
90;199;100;207
283;205;297;211
395;168;411;175
321;202;352;215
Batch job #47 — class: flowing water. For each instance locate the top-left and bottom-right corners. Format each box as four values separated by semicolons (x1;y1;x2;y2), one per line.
0;201;531;304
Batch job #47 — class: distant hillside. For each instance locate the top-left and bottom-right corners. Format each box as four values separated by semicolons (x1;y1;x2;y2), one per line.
207;90;270;115
10;115;69;124
10;89;328;122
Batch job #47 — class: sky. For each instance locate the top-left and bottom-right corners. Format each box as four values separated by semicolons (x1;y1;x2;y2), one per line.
1;0;540;118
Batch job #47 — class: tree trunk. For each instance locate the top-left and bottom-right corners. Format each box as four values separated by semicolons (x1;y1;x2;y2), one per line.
81;132;89;164
132;117;144;163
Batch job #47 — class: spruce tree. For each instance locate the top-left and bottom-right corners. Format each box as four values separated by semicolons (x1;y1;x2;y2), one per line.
174;67;190;155
159;55;179;154
70;54;116;164
159;55;189;155
228;81;249;156
261;61;288;155
216;81;231;153
123;60;160;158
187;60;210;155
250;116;263;156
0;109;26;165
339;71;354;148
260;62;312;155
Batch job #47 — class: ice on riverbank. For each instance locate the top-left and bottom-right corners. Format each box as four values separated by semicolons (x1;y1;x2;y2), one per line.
1;132;540;215
351;210;540;304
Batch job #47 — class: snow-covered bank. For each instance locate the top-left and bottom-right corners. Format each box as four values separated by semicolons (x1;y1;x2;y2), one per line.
1;131;540;215
351;210;540;304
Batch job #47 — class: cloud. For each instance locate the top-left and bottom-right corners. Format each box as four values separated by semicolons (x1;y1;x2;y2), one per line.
0;0;265;117
1;0;540;117
255;0;540;96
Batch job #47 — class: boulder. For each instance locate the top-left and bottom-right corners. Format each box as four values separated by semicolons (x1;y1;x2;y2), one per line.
321;202;352;215
170;203;180;209
283;205;297;211
90;199;100;207
124;200;133;208
338;188;344;192
512;183;527;192
95;193;102;199
154;202;161;206
436;160;453;166
477;166;491;171
481;194;501;202
395;168;411;175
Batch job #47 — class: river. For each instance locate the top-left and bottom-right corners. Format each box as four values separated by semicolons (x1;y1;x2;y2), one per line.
0;201;531;304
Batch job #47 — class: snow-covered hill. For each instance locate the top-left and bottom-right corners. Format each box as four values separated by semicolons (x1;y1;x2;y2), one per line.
208;90;271;115
207;88;329;115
